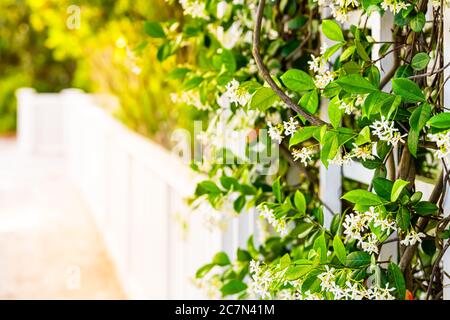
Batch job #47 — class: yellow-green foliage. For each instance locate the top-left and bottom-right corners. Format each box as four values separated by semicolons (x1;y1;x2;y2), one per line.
0;0;192;144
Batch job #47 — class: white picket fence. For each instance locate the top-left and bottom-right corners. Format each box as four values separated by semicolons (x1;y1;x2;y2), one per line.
17;88;235;299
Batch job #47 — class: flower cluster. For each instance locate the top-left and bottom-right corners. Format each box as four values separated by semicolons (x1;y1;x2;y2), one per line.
370;116;406;146
314;0;360;23
427;131;450;159
178;0;208;19
257;204;289;237
224;79;251;106
381;0;410;14
249;260;273;299
317;266;396;300
171;91;210;110
308;52;335;89
292;147;314;166
343;207;396;254
400;230;426;246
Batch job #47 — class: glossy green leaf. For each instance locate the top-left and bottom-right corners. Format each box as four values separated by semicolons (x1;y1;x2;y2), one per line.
392;78;426;103
391;179;409;202
281;69;316;92
250;87;279;111
322;20;345;42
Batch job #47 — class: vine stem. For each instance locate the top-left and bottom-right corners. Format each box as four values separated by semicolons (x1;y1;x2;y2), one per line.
252;0;328;127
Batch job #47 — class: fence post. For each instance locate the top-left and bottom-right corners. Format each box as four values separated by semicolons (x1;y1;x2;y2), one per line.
442;5;450;300
16;88;36;154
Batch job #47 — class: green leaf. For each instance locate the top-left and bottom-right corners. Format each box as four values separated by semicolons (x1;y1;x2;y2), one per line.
328;97;343;129
388;262;406;300
281;69;316;92
299;90;319;114
280;253;291;269
233;195;246;213
392;78;426;103
414;201;438;216
183;76;203;90
396;207;411;231
340;45;356;62
286;265;313;280
336;74;378;94
355;126;371;146
428;113;450;129
342;190;384;206
333;235;347;265
237;249;252;262
313;233;328;263
220;279;247;296
196;263;215;278
294;190;307;214
411;53;430;71
410;12;426;33
322;20;345;42
391;179;409;202
373;177;394;200
289;126;317;147
408;103;431;157
322;43;344;61
144;21;165;38
320;132;339;168
250;87;279;111
213;252;231;266
196;180;221;195
272;178;282;203
345;251;371;267
355;39;370;61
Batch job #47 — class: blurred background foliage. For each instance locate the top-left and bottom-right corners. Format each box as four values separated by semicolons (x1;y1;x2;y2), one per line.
0;0;192;145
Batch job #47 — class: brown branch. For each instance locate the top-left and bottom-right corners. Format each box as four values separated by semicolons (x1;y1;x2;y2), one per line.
426;240;450;300
252;0;328;127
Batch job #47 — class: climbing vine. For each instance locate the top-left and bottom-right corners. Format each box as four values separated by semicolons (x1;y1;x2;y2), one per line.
145;0;450;300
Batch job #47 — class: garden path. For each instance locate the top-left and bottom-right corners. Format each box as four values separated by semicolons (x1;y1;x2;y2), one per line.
0;137;125;299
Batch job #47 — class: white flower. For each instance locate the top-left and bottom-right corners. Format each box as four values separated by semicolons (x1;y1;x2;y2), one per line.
350;143;375;161
216;1;227;19
318;266;336;291
329;153;353;166
224;79;251;106
257;204;289;237
171;91;210;110
179;0;208;19
283;117;299;137
381;0;410;14
367;284;396;300
292;147;314;166
215;21;242;49
308;55;324;73
314;71;335;89
428;131;450;159
370;116;406;146
344;281;367;300
267;122;284;144
339;100;356;115
401;230;426;246
372;212;397;233
250;260;261;274
361;233;379;254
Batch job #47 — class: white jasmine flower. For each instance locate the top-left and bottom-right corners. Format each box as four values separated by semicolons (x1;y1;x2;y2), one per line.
292;147;314;166
314;71;335;89
344;281;367;300
361;233;379;254
283;117;299;137
308;55;324;73
381;0;410;14
370;116;406;146
339;100;356;115
257;204;289;237
400;230;426;246
216;1;227;19
428;131;450;159
224;79;251;106
268;122;284;144
179;0;208;19
318;266;336;291
367;284;396;300
329;153;353;166
215;21;242;49
350;143;375;161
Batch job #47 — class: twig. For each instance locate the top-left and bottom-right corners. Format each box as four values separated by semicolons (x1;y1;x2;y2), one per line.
426;240;450;300
252;0;328;127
